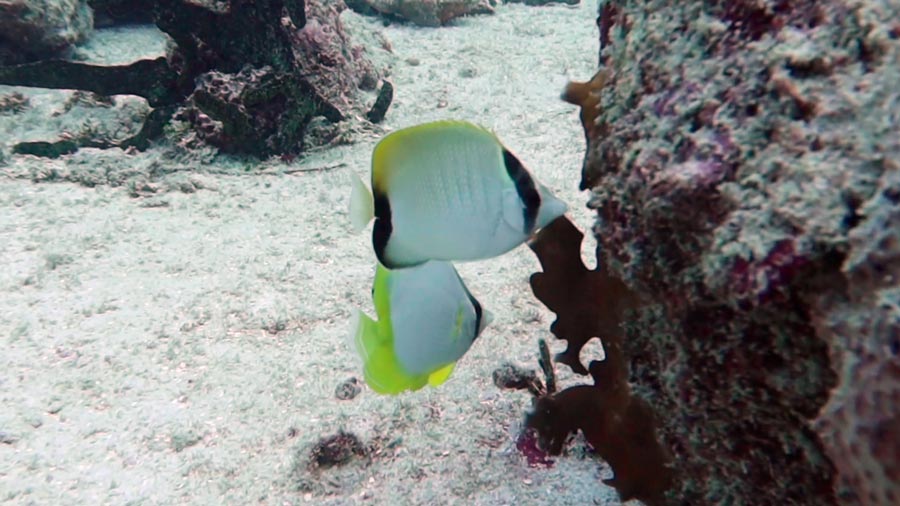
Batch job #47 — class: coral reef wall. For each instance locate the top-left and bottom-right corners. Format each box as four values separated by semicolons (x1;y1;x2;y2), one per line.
581;0;899;504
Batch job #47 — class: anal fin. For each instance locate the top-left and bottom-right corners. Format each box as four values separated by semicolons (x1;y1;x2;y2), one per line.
427;362;457;386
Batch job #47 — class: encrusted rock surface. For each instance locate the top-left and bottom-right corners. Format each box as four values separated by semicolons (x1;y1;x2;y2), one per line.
577;0;900;504
184;67;320;156
294;0;384;107
0;0;93;64
169;0;384;155
0;0;389;156
506;0;579;6
347;0;494;27
86;0;153;27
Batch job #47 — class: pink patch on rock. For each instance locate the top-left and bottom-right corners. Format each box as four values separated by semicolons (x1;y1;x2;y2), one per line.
516;428;555;468
731;239;809;304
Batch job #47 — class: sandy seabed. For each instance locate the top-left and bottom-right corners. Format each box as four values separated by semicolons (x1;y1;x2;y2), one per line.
0;3;632;505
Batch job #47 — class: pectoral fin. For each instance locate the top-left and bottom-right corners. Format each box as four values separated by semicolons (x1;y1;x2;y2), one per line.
349;172;374;233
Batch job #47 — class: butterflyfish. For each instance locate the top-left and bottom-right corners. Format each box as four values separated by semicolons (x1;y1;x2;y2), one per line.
349;120;568;269
351;260;493;394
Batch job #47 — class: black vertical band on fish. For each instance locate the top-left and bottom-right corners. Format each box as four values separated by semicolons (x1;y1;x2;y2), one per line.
455;269;484;340
372;190;393;267
502;149;541;234
471;297;483;341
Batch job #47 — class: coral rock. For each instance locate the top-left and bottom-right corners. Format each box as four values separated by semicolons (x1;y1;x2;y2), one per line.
294;0;383;107
349;0;494;27
812;168;900;505
86;0;153;27
506;0;579;6
189;67;322;156
0;0;94;64
577;0;900;504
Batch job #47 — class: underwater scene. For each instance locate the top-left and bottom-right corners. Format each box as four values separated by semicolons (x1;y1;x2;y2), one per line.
1;1;898;505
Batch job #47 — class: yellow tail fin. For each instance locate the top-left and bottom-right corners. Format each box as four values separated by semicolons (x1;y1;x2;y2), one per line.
349;172;374;233
427;362;457;386
351;309;427;394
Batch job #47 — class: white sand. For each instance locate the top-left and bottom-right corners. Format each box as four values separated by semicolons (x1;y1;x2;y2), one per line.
0;3;631;505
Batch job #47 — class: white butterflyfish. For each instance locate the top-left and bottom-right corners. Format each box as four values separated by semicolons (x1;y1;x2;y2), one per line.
350;260;493;394
349;120;568;269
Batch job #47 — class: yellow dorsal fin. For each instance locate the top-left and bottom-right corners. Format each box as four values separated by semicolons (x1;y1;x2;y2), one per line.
371;120;499;191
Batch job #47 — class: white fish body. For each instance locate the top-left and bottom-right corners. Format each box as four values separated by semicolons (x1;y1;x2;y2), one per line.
349;120;567;268
351;261;493;394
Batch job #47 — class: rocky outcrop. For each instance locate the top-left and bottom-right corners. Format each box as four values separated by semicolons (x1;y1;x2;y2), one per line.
86;0;153;27
0;0;93;64
0;0;389;156
566;0;900;504
167;0;389;155
346;0;493;27
506;0;579;6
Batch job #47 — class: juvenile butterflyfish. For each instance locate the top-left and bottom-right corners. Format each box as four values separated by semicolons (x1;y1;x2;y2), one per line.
351;260;493;394
349;120;568;268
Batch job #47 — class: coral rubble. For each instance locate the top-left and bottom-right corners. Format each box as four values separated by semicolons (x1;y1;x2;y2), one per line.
571;0;900;504
307;430;370;470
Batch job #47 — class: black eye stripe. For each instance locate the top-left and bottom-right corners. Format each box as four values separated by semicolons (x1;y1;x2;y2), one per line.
502;149;540;233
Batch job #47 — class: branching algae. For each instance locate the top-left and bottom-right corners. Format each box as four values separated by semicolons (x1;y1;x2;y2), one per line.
522;216;675;505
